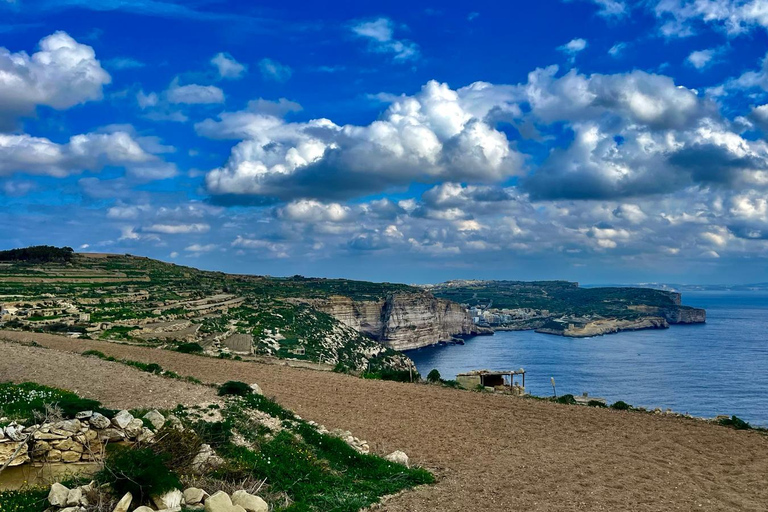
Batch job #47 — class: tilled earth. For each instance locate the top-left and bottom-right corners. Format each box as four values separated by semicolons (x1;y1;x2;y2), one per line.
2;330;768;512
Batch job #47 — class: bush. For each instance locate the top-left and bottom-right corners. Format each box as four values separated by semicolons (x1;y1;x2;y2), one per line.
151;426;203;472
611;400;632;410
441;379;461;389
218;381;252;397
176;342;204;354
0;382;111;422
719;415;752;430
426;369;441;383
97;446;181;503
555;394;577;405
588;400;607;408
0;489;48;512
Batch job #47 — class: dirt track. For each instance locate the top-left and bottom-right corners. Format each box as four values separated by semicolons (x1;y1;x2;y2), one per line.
3;330;768;512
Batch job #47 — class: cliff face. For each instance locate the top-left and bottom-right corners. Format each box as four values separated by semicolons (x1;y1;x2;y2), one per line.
301;292;484;351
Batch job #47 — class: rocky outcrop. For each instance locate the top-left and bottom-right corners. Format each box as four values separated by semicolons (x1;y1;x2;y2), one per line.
536;317;669;338
301;292;487;351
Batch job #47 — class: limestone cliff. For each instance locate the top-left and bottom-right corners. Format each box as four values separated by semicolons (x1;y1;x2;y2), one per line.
536;316;669;338
296;292;486;351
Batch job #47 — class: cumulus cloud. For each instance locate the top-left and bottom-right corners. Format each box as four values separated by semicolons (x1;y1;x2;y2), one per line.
0;131;158;177
166;78;225;104
0;31;111;130
201;80;524;203
653;0;768;37
351;17;420;62
687;47;722;69
558;38;588;60
258;58;292;82
211;52;245;79
144;223;210;234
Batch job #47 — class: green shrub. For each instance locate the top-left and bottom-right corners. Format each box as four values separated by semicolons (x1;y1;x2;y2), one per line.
611;400;632;410
82;350;107;358
0;489;48;512
151;426;203;472
440;379;461;389
97;446;181;503
719;415;752;430
588;400;607;408
556;394;576;405
176;342;204;354
218;381;252;397
426;369;441;383
0;382;110;422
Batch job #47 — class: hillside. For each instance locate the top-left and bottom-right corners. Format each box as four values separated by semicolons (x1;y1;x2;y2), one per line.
426;280;706;337
0;250;478;371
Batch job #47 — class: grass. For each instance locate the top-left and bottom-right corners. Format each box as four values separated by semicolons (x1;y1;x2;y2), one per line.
0;381;112;422
0;489;48;512
81;350;202;384
187;393;434;512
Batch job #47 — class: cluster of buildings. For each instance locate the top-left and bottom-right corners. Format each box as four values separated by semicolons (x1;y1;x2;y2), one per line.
468;305;551;327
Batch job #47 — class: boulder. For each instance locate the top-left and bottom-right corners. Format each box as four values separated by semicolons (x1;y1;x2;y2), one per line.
205;491;246;512
48;483;70;507
133;508;155;512
385;450;410;467
231;490;268;512
54;419;82;433
0;427;4;439
191;444;224;474
152;489;183;510
249;383;263;395
143;410;166;430
59;507;85;512
75;411;93;420
124;418;144;439
46;449;63;462
137;427;155;443
89;412;111;430
98;428;126;442
112;492;132;512
4;424;25;442
112;410;134;429
165;414;183;430
55;438;84;452
66;487;83;506
0;440;30;466
183;487;208;505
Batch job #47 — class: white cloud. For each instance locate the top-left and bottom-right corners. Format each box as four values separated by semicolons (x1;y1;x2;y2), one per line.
608;42;627;57
166;78;224;104
0;131;156;177
185;243;218;252
351;18;420;62
144;223;210;234
211;52;245;79
558;38;588;59
653;0;768;37
202;80;524;202
0;31;111;130
258;58;292;82
687;48;717;69
278;200;351;223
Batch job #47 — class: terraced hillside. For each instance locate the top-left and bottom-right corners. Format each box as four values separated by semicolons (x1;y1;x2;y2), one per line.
0;250;419;373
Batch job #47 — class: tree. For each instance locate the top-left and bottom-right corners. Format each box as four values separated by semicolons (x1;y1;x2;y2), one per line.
427;369;441;383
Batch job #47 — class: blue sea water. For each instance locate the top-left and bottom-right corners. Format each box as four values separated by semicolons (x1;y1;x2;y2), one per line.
407;291;768;426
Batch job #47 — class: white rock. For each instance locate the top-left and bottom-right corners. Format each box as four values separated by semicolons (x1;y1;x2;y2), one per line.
231;490;268;512
204;491;232;512
5;424;25;441
112;410;134;429
124;418;144;439
89;412;111;429
192;444;224;474
60;507;85;512
153;489;183;510
48;482;70;507
183;487;209;505
137;427;155;443
143;410;166;430
66;487;83;506
249;383;263;395
112;491;132;512
385;450;410;467
133;508;155;512
75;411;93;420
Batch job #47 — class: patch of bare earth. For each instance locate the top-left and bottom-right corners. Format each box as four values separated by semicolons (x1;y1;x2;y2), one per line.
2;330;768;512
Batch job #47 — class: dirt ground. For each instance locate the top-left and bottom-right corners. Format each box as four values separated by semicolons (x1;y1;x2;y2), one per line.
3;330;768;512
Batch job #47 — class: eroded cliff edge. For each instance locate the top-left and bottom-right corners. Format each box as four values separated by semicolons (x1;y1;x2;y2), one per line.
295;292;489;351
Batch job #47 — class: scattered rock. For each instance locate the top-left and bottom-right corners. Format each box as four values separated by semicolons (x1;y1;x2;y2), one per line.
112;492;133;512
152;489;183;510
112;410;134;429
183;487;208;505
385;450;410;467
165;414;183;430
133;508;155;512
4;423;25;441
124;418;144;439
75;411;93;420
66;487;83;507
99;428;126;442
191;443;224;474
231;490;268;512
137;427;155;443
48;483;70;507
143;409;166;429
204;491;233;512
249;383;263;395
89;412;111;430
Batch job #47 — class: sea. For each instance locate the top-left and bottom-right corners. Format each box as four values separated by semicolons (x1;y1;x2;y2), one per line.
407;291;768;427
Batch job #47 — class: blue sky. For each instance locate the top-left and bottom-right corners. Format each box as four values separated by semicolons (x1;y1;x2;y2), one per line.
3;0;768;284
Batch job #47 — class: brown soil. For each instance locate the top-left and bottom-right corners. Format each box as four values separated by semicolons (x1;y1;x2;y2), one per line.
3;330;768;512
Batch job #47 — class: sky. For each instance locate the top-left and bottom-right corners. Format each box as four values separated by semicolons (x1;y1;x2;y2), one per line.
3;0;768;284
